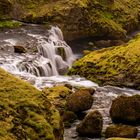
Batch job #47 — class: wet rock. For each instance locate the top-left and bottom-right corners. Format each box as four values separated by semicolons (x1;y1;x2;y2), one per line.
110;95;140;124
95;40;125;48
66;89;93;112
76;110;103;137
107;138;138;140
95;40;112;48
105;124;138;138
14;45;27;53
63;111;77;127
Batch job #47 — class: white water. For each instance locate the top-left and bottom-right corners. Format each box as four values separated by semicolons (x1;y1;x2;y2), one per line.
0;26;97;89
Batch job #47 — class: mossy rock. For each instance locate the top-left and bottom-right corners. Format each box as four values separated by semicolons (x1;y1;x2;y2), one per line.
66;88;93;112
42;85;72;114
107;138;138;140
76;110;103;137
105;124;138;138
110;95;140;125
63;111;77;127
0;68;63;140
68;34;140;89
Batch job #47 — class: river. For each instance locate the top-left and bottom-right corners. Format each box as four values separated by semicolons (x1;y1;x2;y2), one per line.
0;24;140;139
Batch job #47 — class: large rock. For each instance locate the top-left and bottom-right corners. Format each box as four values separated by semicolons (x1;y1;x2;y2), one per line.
68;35;140;89
66;89;93;112
14;45;27;53
76;110;103;137
107;138;138;140
110;95;140;124
0;68;63;140
105;124;138;138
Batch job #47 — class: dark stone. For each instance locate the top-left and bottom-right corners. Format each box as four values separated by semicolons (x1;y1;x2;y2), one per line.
76;110;103;137
105;124;138;138
14;45;27;53
110;95;140;125
66;89;93;112
63;111;77;127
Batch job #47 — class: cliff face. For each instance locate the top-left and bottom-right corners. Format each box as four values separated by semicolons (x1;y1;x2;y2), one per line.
0;0;140;40
0;68;63;140
68;34;140;89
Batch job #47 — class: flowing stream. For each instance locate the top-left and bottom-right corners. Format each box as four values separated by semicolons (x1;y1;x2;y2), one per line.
0;24;140;139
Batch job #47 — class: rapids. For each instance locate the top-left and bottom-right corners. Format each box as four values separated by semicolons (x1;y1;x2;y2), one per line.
0;25;97;88
0;24;140;139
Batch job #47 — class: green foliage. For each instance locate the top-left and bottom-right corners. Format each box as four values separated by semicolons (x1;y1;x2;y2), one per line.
0;20;22;28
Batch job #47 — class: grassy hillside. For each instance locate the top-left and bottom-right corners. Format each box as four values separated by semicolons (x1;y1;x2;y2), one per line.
0;68;63;140
0;0;140;40
68;34;140;89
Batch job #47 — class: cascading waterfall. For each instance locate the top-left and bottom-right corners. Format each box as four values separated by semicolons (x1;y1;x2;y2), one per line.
0;25;97;88
0;26;76;77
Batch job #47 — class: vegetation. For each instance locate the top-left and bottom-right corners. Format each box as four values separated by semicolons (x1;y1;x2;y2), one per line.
0;0;140;40
68;34;140;89
0;20;22;28
0;68;63;140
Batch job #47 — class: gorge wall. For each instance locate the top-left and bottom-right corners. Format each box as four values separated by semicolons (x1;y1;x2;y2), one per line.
0;0;140;40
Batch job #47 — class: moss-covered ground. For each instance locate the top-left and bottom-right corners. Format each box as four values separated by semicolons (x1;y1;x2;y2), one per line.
0;20;22;28
68;34;140;89
0;0;140;40
0;68;63;140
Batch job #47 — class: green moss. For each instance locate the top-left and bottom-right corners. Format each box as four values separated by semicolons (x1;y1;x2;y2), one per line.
42;85;72;114
68;34;140;89
0;0;140;39
0;68;63;140
0;20;22;28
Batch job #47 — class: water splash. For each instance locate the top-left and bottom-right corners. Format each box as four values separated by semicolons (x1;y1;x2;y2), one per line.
0;26;76;77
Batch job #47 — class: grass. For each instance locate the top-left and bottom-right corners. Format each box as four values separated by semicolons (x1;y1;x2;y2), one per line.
0;20;22;28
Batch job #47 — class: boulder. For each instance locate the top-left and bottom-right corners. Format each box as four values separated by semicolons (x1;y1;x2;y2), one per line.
107;138;138;140
110;95;140;124
105;124;138;138
63;111;77;127
14;45;27;53
66;89;93;112
76;110;103;137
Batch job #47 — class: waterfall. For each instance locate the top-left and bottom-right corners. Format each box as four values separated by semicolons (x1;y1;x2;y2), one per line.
0;26;76;77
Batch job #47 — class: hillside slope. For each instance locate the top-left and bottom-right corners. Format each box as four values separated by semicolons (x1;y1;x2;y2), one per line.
0;68;63;140
0;0;140;40
68;34;140;89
